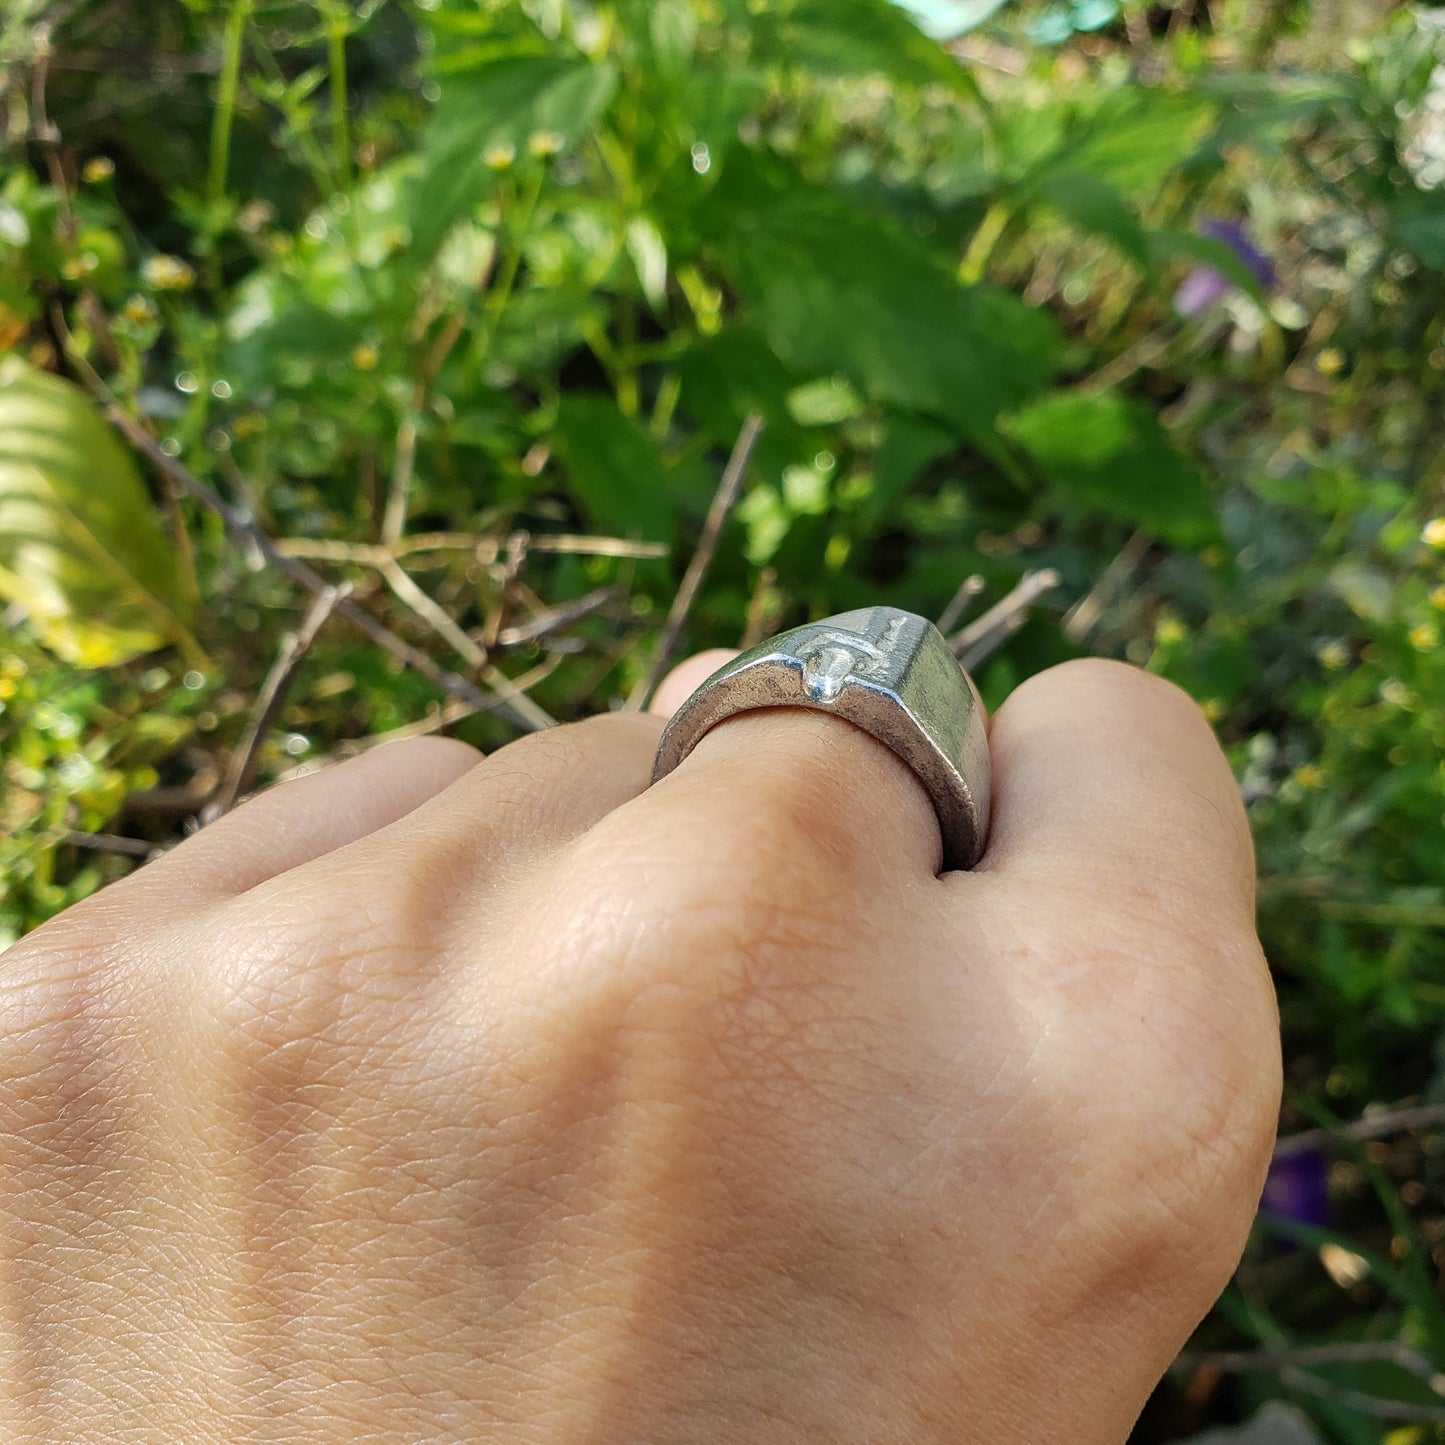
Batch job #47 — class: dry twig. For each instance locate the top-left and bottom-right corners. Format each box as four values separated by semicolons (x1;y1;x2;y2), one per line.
1273;1102;1445;1159
740;567;780;650
279;533;669;566
1175;1341;1445;1386
950;570;1061;671
629;413;766;709
207;582;352;818
936;574;985;636
496;586;622;648
57;830;154;858
55;323;548;733
1064;532;1150;643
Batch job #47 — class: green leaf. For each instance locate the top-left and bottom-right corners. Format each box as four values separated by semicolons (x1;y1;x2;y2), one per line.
411;54;619;257
872;413;957;514
674;326;813;477
1028;88;1214;194
1391;191;1445;269
1001;390;1217;546
778;0;980;96
0;358;196;667
553;395;679;542
726;192;1060;442
1035;172;1149;267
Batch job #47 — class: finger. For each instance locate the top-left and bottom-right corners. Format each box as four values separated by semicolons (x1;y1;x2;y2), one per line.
136;737;484;903
649;650;739;719
626;698;946;883
974;658;1256;926
260;711;667;912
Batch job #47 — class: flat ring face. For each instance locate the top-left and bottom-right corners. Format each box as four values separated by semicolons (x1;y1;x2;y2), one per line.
651;607;991;871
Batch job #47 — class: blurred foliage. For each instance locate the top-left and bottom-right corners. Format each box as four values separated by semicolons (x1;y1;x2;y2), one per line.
2;0;1445;1437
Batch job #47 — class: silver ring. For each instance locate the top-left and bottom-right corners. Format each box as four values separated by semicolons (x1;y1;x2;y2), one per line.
651;607;991;872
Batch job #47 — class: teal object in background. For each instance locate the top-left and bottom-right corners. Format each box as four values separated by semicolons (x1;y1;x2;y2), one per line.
889;0;1123;42
887;0;1011;38
1026;0;1122;43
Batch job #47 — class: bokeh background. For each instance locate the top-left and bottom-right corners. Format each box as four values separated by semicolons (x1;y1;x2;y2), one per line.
2;0;1444;1437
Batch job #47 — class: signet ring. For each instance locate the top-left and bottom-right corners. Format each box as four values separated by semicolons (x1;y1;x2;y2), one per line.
650;607;992;872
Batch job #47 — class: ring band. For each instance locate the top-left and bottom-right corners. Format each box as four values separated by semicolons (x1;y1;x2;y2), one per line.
651;607;991;872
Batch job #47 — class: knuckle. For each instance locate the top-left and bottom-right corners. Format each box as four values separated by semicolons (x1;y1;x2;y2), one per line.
196;886;433;1073
1065;928;1280;1291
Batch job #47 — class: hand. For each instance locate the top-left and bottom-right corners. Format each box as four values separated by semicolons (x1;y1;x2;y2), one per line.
1;655;1280;1443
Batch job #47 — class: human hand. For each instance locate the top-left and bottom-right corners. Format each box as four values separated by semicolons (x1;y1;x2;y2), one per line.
1;655;1280;1442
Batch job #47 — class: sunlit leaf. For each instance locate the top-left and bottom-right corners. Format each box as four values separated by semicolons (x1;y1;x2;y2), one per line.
626;216;669;311
411;53;619;257
778;0;980;97
726;192;1060;442
0;358;196;666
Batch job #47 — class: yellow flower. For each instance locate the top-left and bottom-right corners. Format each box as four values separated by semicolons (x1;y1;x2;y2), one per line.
528;130;565;158
82;156;115;183
121;294;158;326
1200;698;1225;724
1154;616;1188;646
141;254;196;291
1409;623;1437;652
1422;516;1445;549
1316;347;1346;375
484;142;516;170
350;343;379;372
1431;585;1445;611
1317;640;1350;670
1295;764;1326;790
61;253;99;281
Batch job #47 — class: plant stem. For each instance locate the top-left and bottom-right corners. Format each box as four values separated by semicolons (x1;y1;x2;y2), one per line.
207;0;254;210
958;199;1011;285
323;3;352;190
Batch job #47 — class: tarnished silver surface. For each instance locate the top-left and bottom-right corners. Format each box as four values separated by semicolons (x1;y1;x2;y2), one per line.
651;607;991;872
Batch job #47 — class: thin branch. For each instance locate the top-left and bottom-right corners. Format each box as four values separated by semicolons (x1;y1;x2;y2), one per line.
936;574;985;637
57;830;153;858
1273;1103;1445;1159
951;570;1061;671
1277;1366;1445;1424
1064;533;1150;643
482;531;530;650
207;582;352;818
279;533;670;567
1176;1341;1445;1386
379;557;487;668
55;325;547;733
28;26;75;239
740;566;780;650
280;654;566;772
381;414;417;546
629;413;765;710
496;586;622;648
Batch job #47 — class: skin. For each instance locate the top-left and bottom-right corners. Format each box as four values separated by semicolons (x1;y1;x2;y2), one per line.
0;653;1281;1443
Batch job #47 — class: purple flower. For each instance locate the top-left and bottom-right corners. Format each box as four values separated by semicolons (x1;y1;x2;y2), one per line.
1259;1145;1330;1230
1174;220;1276;317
